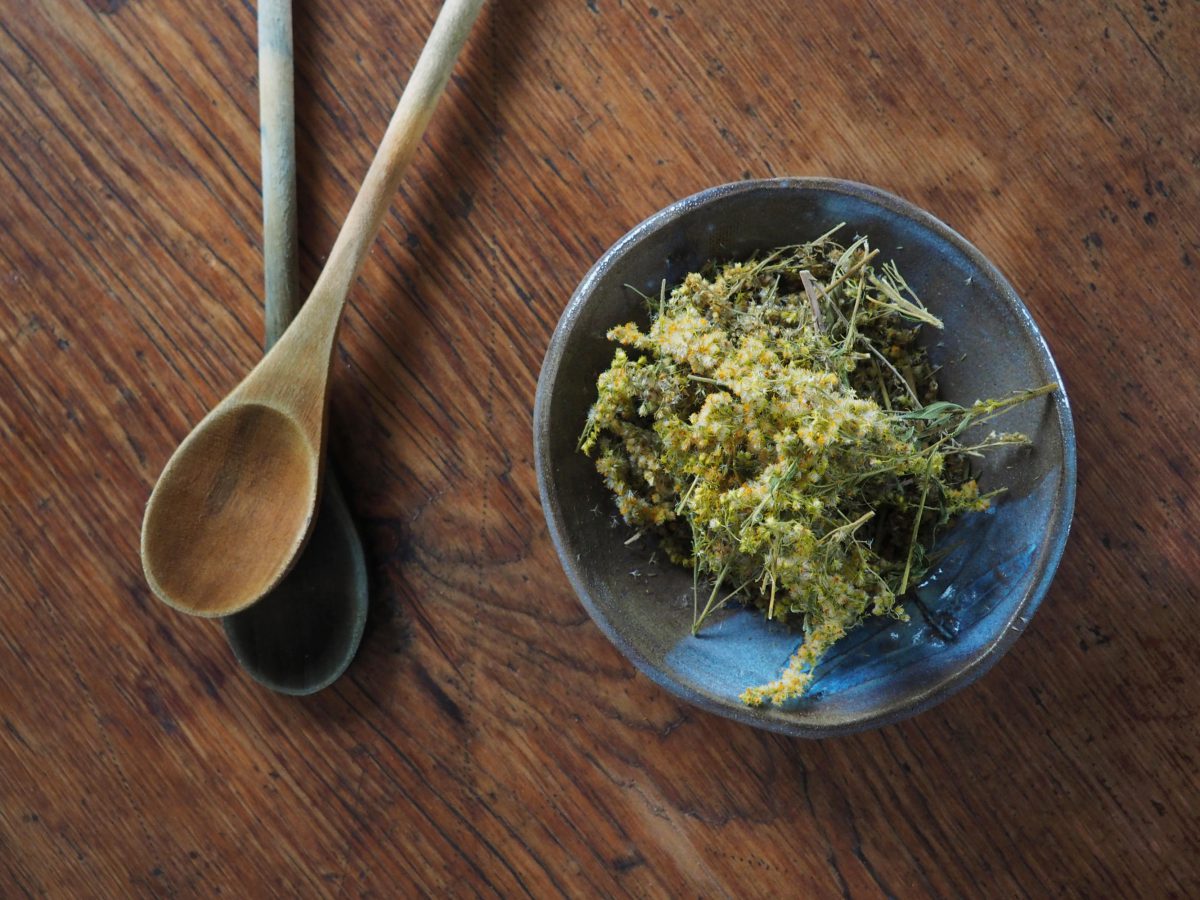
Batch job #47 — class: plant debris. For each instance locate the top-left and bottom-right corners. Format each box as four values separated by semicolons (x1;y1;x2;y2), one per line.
581;226;1056;706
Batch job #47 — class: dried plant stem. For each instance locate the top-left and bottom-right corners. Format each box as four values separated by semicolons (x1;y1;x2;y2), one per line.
582;230;1058;707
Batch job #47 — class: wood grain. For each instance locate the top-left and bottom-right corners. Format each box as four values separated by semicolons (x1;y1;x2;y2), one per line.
1;0;1197;895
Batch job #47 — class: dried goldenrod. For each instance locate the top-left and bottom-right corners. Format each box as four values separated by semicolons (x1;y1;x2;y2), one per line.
581;226;1056;706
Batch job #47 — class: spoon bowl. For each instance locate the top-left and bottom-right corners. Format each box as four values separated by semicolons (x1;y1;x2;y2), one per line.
142;402;317;616
223;474;368;693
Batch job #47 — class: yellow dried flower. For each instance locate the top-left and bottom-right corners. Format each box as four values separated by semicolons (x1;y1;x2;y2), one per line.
582;231;1055;706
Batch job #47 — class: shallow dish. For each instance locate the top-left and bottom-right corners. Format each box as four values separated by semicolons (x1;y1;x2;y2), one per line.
534;178;1075;737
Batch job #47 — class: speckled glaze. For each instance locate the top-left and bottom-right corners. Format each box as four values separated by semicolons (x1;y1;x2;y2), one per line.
534;178;1076;738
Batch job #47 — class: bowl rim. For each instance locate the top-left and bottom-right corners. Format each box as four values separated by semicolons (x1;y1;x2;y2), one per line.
534;176;1077;738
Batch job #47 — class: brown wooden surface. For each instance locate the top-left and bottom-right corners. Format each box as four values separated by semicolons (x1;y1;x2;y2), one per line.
1;0;1197;895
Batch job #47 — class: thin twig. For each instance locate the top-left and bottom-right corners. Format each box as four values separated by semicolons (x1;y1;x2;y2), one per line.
799;270;825;333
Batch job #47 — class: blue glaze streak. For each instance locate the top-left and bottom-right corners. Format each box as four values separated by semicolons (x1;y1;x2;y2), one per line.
665;477;1053;708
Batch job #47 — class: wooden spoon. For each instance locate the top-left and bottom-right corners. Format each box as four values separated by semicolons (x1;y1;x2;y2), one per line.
141;0;484;617
221;0;368;695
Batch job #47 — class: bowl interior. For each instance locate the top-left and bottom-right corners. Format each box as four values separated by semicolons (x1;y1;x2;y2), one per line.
536;179;1074;736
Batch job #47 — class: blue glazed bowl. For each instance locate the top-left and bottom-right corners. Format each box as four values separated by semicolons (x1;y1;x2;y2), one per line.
534;178;1076;737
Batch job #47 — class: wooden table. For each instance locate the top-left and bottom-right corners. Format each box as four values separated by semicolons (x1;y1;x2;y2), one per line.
2;0;1196;895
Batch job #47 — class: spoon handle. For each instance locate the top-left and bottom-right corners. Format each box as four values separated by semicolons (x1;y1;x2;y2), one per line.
258;0;301;349
305;0;485;314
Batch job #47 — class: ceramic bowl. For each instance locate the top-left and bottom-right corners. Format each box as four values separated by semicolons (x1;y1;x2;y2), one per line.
534;178;1076;737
